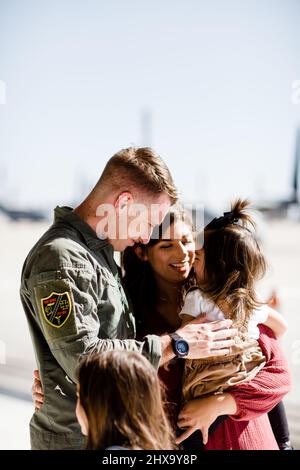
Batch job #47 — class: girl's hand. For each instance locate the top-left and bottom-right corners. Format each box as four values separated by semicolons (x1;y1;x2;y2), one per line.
32;369;44;410
176;393;237;445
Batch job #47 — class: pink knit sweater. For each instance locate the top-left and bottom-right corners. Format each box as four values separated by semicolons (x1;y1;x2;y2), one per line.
205;325;291;450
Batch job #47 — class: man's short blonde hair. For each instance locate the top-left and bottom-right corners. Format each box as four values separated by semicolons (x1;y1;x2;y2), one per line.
98;147;178;204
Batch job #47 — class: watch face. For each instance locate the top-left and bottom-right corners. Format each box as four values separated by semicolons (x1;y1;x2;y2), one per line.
176;340;189;356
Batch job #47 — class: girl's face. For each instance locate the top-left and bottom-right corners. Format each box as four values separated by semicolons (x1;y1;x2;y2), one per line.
193;248;205;283
143;221;195;284
76;385;89;436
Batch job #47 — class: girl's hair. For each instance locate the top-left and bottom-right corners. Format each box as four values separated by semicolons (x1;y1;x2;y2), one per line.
122;205;197;326
201;199;267;328
77;350;176;450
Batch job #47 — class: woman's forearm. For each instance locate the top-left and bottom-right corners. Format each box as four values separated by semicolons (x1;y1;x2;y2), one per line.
215;392;237;416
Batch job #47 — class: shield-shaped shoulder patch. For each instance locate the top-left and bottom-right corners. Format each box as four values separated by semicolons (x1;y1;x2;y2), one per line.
41;291;72;328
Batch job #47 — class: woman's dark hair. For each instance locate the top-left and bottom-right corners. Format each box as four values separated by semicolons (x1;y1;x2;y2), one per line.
122;205;196;330
77;350;176;450
201;199;267;328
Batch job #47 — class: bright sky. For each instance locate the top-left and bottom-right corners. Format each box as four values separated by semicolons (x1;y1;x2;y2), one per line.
0;0;300;212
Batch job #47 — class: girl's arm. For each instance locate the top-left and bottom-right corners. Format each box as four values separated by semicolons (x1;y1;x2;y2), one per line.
262;306;288;338
180;313;196;325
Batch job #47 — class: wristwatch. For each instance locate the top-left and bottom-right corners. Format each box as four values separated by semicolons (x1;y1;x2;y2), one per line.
169;333;189;358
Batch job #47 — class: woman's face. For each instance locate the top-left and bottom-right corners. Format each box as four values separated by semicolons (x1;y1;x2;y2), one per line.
193;248;205;283
76;385;89;436
144;220;195;284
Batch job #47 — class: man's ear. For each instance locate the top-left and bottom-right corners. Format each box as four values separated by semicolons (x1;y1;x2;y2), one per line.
114;191;133;211
134;245;148;261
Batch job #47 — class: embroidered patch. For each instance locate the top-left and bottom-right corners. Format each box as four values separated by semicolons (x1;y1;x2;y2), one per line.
41;291;72;328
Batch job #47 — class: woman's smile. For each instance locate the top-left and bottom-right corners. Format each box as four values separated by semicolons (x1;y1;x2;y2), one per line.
169;260;190;272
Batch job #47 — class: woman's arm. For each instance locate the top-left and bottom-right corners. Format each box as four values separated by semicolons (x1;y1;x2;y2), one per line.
177;324;291;442
229;324;291;421
176;393;236;445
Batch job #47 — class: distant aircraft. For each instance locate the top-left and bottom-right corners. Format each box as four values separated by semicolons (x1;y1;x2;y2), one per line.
254;128;300;219
0;202;47;221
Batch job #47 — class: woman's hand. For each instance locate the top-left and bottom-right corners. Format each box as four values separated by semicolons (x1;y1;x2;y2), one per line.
32;369;44;410
176;393;237;445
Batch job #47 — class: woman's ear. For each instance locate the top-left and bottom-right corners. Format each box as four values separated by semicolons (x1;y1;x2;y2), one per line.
134;245;148;261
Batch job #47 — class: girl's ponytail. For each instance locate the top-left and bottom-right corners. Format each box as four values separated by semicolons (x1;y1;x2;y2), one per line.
230;199;255;229
205;198;256;231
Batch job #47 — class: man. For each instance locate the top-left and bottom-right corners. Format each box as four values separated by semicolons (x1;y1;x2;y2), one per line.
21;147;236;449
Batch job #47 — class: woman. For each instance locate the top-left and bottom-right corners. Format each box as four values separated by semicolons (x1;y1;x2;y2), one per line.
123;205;291;450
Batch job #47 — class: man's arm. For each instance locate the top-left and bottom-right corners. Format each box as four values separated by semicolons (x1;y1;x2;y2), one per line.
31;262;237;380
31;266;161;382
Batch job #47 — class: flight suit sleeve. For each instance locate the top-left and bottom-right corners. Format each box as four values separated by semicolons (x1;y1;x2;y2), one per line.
32;267;161;382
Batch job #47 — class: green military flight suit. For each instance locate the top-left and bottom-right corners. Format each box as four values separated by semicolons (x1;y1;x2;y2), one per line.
20;206;161;450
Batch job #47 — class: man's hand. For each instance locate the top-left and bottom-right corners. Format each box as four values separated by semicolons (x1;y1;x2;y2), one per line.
159;318;237;366
176;318;237;359
32;369;44;410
